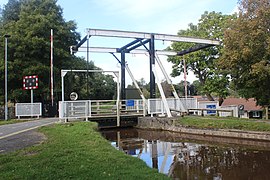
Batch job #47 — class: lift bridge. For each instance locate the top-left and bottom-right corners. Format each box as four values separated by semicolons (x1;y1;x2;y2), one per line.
59;29;220;127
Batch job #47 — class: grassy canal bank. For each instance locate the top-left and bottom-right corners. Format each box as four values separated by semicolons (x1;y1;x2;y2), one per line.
0;122;169;180
1;116;270;179
177;116;270;132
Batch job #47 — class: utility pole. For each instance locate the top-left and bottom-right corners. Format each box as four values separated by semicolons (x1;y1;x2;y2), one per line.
183;58;188;99
50;29;54;106
4;34;11;120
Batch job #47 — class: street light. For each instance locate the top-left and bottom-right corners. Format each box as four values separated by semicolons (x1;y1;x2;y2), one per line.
4;34;11;120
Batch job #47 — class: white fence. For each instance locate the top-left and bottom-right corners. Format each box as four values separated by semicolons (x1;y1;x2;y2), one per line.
148;98;197;116
59;98;199;120
59;99;146;121
148;99;165;116
59;100;91;120
218;105;238;117
123;99;146;114
15;103;42;118
60;97;238;120
196;101;219;116
167;98;198;110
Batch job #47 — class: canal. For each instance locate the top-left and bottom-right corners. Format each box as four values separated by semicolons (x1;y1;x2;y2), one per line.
100;128;270;179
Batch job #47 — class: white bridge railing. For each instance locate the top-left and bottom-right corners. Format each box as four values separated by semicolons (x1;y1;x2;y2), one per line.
59;100;91;120
147;98;197;116
59;98;197;121
59;99;146;121
15;103;42;118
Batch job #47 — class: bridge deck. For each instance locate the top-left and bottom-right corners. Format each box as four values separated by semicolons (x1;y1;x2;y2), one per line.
90;114;141;129
65;113;143;129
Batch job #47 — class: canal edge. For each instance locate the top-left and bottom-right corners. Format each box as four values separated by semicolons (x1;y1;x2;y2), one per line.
136;117;270;142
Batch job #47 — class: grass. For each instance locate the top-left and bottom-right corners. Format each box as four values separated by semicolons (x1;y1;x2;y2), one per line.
177;116;270;132
0;122;169;180
0;119;28;126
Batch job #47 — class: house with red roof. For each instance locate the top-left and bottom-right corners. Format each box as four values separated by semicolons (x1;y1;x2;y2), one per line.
221;98;263;119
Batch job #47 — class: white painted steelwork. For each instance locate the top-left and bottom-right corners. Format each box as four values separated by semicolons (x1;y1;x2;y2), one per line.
15;103;42;118
61;69;121;125
87;29;220;45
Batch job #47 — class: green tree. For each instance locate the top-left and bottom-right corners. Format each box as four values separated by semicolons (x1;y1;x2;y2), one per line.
1;0;21;24
0;0;116;103
167;11;235;104
0;0;80;103
127;78;150;99
174;80;190;97
220;0;270;106
191;80;201;95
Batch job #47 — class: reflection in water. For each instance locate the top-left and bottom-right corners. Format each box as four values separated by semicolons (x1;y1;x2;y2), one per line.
101;128;270;179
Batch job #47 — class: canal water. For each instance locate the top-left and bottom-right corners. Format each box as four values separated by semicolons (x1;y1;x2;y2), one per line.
100;128;270;180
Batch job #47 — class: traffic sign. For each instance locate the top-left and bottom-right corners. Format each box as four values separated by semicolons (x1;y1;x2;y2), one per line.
23;75;38;90
70;92;78;101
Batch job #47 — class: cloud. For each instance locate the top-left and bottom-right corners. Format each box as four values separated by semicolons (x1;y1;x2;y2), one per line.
231;4;239;14
92;0;220;35
0;0;8;7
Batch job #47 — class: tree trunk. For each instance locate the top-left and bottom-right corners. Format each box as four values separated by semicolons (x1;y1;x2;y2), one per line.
218;97;224;106
206;93;214;101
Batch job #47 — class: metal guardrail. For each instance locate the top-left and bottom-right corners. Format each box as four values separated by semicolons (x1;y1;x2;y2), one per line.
148;98;197;116
122;99;146;114
59;101;91;121
15;103;42;118
59;98;198;121
148;99;165;116
59;99;146;122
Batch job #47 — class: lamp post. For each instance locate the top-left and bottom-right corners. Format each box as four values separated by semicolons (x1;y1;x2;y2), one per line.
4;34;10;120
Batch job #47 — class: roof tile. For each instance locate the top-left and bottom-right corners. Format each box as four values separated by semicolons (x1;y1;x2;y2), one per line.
221;98;262;111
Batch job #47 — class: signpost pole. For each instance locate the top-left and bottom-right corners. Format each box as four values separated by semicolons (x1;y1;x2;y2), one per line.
31;89;33;104
50;29;54;106
31;89;33;117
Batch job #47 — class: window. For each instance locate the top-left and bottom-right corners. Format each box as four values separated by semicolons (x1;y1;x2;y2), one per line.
252;111;260;118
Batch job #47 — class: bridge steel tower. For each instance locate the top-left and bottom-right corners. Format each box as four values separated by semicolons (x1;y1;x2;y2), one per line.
70;29;220;101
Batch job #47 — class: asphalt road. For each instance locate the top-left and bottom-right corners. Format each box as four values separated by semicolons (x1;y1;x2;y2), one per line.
0;118;59;140
0;118;59;154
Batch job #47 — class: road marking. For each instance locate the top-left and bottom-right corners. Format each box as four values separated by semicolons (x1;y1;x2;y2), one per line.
0;121;55;140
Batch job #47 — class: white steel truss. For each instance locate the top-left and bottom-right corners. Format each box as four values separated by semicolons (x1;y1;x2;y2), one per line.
74;46;177;56
86;28;220;45
69;28;221;117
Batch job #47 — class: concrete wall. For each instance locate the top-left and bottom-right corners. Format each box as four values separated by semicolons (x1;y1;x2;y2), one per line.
137;117;270;141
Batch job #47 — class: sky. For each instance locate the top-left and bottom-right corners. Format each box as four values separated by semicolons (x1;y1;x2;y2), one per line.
0;0;239;85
